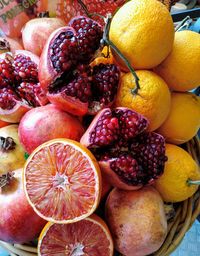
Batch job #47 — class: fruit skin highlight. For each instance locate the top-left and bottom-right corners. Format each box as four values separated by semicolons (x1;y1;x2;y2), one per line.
157;92;200;144
154;144;200;203
115;70;171;131
109;0;174;70
105;186;167;256
19;104;85;154
155;30;200;92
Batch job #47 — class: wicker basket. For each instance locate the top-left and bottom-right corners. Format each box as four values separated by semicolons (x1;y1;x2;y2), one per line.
0;1;199;256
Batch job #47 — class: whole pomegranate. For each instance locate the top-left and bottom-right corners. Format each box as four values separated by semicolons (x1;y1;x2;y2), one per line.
81;107;167;190
105;187;167;256
0;125;26;176
39;16;120;116
22;17;66;56
18;104;85;154
0;50;48;123
0;169;46;244
0;37;23;54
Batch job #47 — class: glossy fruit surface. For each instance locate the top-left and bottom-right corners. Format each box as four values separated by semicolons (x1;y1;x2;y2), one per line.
0;169;46;244
18;104;84;154
23;139;102;223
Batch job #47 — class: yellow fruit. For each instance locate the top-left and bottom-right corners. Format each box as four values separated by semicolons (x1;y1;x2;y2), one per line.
155;30;200;91
90;46;114;67
154;144;200;202
115;70;171;131
0;125;26;175
109;0;174;70
157;92;200;144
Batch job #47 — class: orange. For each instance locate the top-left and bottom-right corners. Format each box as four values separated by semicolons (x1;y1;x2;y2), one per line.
155;30;200;92
38;214;114;256
90;46;114;67
157;92;200;144
23;139;102;224
109;0;174;70
154;144;200;203
115;70;171;131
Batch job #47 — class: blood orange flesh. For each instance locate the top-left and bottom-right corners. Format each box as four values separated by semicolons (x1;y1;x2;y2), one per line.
23;139;101;223
38;214;114;256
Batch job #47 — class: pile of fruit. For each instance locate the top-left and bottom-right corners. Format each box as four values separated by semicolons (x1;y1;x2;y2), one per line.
0;0;200;255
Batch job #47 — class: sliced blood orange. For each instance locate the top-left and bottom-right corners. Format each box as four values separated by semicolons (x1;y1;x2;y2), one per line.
23;139;102;223
38;214;114;256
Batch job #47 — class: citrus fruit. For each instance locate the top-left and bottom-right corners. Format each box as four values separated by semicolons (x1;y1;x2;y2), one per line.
109;0;174;70
154;144;200;203
38;214;114;256
90;47;114;67
157;92;200;144
23;139;102;223
115;70;171;131
155;30;200;92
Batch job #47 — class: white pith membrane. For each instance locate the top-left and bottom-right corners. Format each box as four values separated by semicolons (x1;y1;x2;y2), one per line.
24;140;100;223
38;217;113;256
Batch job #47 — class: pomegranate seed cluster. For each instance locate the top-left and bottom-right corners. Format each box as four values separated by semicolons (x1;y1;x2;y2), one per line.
81;107;167;186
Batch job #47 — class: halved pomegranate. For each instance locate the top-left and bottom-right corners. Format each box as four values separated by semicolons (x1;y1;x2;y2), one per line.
38;16;119;116
81;107;167;190
0;51;48;123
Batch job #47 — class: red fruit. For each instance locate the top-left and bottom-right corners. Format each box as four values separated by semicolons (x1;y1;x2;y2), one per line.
22;17;66;56
0;169;46;244
18;104;85;154
81;107;167;189
0;50;48;123
0;37;23;54
57;0;126;26
69;16;103;62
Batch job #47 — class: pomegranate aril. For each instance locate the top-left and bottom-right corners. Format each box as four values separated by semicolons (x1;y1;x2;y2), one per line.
13;54;38;83
69;16;103;62
0;57;14;88
0;87;19;110
50;30;78;73
130;132;167;183
90;109;119;147
113;108;149;140
91;64;120;105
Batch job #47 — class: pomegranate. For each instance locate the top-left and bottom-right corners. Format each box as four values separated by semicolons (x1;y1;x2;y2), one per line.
105;187;167;256
0;125;26;176
18;104;85;154
0;169;46;244
0;50;48;123
39;16;119;116
0;37;23;54
22;17;66;56
81;107;167;190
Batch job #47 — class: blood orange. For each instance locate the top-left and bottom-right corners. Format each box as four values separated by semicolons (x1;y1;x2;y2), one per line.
38;214;114;256
23;139;102;223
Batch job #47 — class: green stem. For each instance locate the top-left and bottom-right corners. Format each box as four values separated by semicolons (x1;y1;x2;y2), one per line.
102;15;140;94
77;0;105;20
187;179;200;186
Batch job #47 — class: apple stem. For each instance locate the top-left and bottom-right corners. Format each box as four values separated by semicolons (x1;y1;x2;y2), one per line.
102;15;140;94
0;173;13;188
0;136;16;152
187;179;200;186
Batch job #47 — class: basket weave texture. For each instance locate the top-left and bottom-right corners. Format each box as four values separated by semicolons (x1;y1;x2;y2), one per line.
0;1;199;256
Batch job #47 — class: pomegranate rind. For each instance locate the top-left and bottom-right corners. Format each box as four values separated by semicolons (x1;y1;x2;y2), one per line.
99;160;142;191
0;102;32;123
38;214;114;256
39;26;77;91
47;92;88;116
23;139;102;224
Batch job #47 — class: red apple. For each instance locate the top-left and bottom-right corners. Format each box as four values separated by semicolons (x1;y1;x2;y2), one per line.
0;169;46;244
